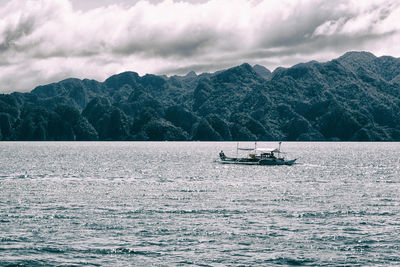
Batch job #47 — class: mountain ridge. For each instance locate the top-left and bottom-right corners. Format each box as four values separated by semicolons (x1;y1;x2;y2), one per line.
0;51;399;141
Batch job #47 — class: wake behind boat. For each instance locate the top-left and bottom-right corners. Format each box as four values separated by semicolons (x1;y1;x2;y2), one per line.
219;142;296;166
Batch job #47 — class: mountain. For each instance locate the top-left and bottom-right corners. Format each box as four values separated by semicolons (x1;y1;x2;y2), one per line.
252;64;272;79
0;51;399;141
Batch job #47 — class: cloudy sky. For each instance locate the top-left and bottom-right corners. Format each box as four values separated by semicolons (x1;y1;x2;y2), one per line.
0;0;399;92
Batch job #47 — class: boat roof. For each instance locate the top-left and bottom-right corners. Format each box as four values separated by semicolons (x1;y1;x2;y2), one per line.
238;147;280;153
255;148;280;153
237;147;255;151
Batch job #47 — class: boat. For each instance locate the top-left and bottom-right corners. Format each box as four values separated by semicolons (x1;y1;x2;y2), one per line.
218;142;297;165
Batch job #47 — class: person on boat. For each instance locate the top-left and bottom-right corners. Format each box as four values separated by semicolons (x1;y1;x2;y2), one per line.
219;150;226;160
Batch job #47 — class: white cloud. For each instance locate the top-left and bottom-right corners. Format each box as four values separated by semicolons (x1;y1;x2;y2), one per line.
0;0;400;92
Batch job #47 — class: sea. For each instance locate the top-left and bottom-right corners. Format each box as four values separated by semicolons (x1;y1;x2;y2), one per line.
1;142;399;266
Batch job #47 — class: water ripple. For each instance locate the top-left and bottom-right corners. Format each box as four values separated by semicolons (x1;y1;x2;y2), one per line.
1;142;400;266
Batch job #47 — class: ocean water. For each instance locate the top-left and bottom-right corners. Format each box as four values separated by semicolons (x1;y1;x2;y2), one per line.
1;142;399;266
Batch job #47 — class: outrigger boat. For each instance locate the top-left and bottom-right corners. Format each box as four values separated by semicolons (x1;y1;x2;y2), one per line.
219;142;296;166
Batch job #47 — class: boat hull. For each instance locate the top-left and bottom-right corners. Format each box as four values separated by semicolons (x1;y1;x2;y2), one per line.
258;158;296;165
219;158;296;166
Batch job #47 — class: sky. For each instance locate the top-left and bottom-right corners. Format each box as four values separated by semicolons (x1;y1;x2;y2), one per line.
0;0;400;92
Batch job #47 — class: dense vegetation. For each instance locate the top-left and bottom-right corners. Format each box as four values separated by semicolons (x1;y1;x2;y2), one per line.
1;51;399;141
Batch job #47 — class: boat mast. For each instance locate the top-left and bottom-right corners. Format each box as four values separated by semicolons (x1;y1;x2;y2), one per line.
278;142;282;158
236;142;238;159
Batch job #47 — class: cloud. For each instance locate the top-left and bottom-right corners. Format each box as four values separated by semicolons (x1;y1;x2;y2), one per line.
0;0;400;92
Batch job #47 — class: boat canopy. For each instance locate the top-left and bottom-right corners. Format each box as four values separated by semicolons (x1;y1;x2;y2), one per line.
237;147;280;153
237;147;255;151
254;148;280;153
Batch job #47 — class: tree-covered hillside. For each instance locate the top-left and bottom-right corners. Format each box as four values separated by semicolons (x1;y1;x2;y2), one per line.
1;51;399;141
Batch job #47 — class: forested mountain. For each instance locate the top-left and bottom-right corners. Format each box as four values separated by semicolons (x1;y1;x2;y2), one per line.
1;51;399;141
